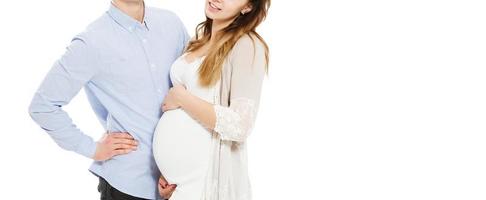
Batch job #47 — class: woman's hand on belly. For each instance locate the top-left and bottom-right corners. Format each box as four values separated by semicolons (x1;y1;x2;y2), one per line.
158;176;177;199
162;84;187;112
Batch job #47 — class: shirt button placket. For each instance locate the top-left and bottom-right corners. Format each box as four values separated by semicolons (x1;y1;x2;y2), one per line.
138;29;164;95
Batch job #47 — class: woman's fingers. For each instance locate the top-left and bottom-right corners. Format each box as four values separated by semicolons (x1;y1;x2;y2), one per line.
158;176;176;199
162;104;178;112
158;183;177;199
162;89;182;112
159;177;168;188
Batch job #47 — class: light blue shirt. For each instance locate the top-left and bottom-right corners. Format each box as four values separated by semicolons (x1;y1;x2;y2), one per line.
29;4;189;199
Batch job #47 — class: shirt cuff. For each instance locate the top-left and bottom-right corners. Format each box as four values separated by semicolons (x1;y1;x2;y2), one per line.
75;136;97;159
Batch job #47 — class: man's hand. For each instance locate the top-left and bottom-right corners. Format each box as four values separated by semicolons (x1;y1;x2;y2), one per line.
158;176;176;199
93;132;138;161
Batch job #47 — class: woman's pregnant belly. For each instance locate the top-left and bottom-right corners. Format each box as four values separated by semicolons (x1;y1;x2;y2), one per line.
153;109;212;184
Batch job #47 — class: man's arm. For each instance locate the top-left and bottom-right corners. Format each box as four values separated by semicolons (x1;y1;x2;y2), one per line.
28;35;137;160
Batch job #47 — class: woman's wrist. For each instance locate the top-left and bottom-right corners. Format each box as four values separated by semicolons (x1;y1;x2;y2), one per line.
177;89;191;109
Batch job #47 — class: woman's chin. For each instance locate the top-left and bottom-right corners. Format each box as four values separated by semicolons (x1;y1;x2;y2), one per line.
205;11;217;20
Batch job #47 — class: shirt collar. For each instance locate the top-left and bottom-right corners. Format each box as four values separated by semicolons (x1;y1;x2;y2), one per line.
107;3;150;32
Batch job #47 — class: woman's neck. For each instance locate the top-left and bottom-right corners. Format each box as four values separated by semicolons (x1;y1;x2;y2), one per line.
112;0;145;23
210;18;236;43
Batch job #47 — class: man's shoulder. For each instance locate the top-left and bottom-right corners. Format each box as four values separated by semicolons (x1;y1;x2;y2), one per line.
73;13;113;44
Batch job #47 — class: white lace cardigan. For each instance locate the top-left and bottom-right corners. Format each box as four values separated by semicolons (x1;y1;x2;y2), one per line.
201;35;266;200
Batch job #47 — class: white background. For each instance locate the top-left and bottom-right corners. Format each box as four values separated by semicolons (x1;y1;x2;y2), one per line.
1;0;485;199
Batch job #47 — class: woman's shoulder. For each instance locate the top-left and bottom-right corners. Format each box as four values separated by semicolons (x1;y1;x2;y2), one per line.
233;33;265;52
228;34;267;64
227;33;268;73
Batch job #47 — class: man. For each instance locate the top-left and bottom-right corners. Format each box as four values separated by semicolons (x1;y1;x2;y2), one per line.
28;0;186;199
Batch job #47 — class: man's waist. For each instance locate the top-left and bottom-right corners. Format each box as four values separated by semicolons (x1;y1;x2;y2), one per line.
93;144;156;169
89;161;159;199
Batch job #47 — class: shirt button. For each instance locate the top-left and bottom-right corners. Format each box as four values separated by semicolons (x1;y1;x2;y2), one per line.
157;89;163;93
142;39;147;43
150;64;156;70
128;27;133;31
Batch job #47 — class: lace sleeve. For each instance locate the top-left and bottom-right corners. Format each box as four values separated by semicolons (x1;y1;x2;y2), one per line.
213;98;257;142
213;34;266;142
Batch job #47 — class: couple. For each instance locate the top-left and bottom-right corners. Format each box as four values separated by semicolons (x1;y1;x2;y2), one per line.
28;0;270;199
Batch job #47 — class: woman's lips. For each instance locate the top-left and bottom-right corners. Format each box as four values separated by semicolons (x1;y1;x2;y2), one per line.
209;2;222;11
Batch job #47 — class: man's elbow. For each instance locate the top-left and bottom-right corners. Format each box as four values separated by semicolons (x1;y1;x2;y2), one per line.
28;101;41;123
28;95;49;124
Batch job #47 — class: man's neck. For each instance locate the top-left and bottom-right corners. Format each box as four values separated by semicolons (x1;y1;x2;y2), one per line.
112;0;145;23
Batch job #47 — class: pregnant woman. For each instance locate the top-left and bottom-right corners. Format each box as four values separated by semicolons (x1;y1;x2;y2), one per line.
152;0;270;199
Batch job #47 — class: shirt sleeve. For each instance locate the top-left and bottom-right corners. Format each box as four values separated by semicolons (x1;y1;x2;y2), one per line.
182;24;191;49
28;35;100;158
213;35;267;142
176;14;190;53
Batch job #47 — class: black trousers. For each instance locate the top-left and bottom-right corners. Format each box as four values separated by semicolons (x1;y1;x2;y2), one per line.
98;177;149;200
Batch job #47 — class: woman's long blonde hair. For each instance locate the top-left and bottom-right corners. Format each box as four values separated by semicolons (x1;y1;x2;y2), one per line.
186;0;271;87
